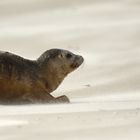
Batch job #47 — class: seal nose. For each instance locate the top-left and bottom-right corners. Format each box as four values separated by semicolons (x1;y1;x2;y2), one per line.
80;56;84;63
78;55;84;63
71;55;84;69
76;55;84;66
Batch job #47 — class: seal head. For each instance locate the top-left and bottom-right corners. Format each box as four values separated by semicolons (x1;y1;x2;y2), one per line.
38;49;84;75
37;49;84;94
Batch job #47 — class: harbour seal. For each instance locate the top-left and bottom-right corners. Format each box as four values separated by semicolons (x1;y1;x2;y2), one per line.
0;49;84;104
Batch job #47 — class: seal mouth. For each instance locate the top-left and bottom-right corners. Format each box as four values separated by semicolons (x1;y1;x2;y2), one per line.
71;55;84;69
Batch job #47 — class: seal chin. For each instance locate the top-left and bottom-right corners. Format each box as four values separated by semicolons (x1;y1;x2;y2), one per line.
71;55;84;69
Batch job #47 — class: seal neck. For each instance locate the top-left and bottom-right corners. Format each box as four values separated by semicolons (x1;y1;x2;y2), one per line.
38;63;66;93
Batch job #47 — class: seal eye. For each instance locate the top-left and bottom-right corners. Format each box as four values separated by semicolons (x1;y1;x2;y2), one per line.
66;53;72;59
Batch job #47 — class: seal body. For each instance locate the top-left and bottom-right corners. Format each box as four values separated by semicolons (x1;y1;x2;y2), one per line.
0;49;84;104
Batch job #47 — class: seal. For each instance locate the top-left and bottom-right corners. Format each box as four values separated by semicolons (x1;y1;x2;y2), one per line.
0;49;84;104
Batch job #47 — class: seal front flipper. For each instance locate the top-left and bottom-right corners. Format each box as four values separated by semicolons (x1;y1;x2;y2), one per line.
33;94;70;104
55;95;70;103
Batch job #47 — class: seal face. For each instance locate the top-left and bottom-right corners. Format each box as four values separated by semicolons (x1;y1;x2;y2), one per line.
0;49;84;104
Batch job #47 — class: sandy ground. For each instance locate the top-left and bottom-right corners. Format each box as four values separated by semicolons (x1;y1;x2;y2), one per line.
0;0;140;140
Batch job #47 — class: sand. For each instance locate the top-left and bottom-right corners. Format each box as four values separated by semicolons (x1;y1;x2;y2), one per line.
0;0;140;140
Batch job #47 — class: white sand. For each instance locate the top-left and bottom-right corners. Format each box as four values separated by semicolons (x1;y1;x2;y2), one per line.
0;0;140;139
